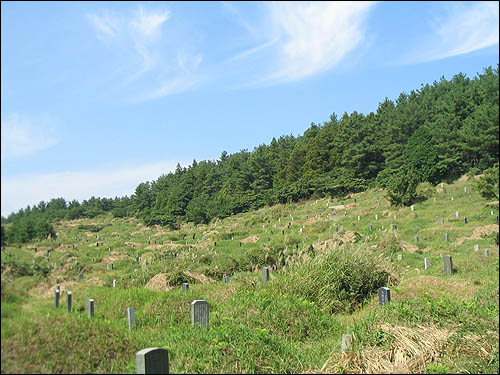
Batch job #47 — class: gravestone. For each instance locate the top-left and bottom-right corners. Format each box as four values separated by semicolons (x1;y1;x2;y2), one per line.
414;235;418;242
262;267;270;282
357;216;360;221
67;291;72;312
334;225;338;233
282;230;285;235
136;347;169;374
411;205;414;211
484;249;490;257
440;218;444;225
296;244;299;250
393;224;397;231
464;217;467;224
182;283;189;292
214;242;217;247
369;224;373;232
341;334;353;352
109;263;114;270
191;300;209;328
127;307;136;329
444;233;449;242
239;241;242;247
455;211;459;218
451;197;454;201
375;214;378;220
79;273;83;280
397;254;402;260
443;255;453;275
424;257;430;270
222;275;230;283
88;299;94;317
464;187;467;192
55;288;60;308
113;279;116;288
474;244;479;251
378;287;391;306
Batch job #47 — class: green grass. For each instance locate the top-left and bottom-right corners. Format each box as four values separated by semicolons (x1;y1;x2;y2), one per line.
1;177;499;373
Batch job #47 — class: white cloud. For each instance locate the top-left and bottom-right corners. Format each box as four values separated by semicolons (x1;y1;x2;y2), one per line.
1;113;59;160
1;160;184;217
87;6;200;100
402;2;499;64
130;7;170;40
229;2;376;85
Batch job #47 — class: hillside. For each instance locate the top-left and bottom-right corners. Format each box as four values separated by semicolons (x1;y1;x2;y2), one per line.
1;176;498;373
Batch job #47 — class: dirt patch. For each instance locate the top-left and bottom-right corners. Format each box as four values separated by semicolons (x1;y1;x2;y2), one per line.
454;225;499;246
333;231;362;244
329;205;345;210
184;271;216;284
102;253;129;263
401;242;419;253
203;230;219;237
124;242;142;248
304;216;322;225
130;231;144;236
458;174;469;182
242;236;259;243
487;201;499;206
312;324;454;374
145;273;174;291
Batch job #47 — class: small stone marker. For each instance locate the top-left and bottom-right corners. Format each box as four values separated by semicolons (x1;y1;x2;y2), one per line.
67;291;72;312
464;187;467;192
444;233;449;242
109;263;114;270
397;254;402;260
484;249;490;257
393;224;397;231
214;242;217;247
474;244;479;251
334;225;338;232
222;275;230;283
191;300;209;328
443;255;453;275
113;279;116;288
464;217;467;224
55;288;60;308
411;205;414;211
455;211;459;218
341;334;353;352
491;210;494;215
440;218;444;224
182;283;189;292
239;241;242;247
262;267;270;282
127;307;136;329
414;235;418;242
136;347;169;374
378;287;391;305
369;224;373;232
424;257;430;270
79;273;83;280
88;299;94;317
357;215;360;221
451;197;454;201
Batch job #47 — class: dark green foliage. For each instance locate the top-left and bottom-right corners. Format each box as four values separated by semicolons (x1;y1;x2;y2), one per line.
473;163;499;201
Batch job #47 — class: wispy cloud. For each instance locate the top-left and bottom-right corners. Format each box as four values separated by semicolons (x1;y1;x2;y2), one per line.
1;113;59;160
401;1;499;64
87;6;201;100
1;160;185;217
227;2;376;86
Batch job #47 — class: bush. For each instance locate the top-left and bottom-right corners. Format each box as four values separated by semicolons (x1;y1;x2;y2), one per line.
274;244;389;314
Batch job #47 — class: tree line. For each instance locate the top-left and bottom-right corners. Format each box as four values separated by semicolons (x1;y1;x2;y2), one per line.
2;66;498;243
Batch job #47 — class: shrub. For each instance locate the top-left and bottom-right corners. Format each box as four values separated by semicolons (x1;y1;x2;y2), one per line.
274;244;389;314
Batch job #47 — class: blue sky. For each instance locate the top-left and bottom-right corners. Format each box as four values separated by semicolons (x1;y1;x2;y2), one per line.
1;1;499;217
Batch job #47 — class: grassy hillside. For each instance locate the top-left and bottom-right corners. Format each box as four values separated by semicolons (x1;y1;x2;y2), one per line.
1;176;498;374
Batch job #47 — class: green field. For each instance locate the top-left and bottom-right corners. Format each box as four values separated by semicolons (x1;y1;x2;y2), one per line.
1;176;498;374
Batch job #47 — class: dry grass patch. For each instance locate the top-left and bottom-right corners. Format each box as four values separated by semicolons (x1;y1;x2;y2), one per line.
241;236;259;243
395;275;479;301
145;273;174;291
184;270;216;284
454;224;499;246
312;324;454;374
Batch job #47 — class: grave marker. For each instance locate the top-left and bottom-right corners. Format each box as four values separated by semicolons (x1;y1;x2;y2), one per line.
341;334;353;352
113;279;116;288
222;275;230;283
443;255;453;275
136;347;169;374
397;254;403;260
440;218;444;225
444;233;449;242
474;244;479;251
424;257;430;270
378;287;391;306
262;267;270;282
182;283;189;292
88;299;94;317
127;307;136;329
191;300;209;328
484;249;490;257
464;217;467;224
369;224;373;232
414;235;418;242
455;211;459;218
67;291;72;312
55;288;60;308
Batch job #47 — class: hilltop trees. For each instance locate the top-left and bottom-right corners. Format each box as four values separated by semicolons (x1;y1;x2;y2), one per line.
3;65;498;230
